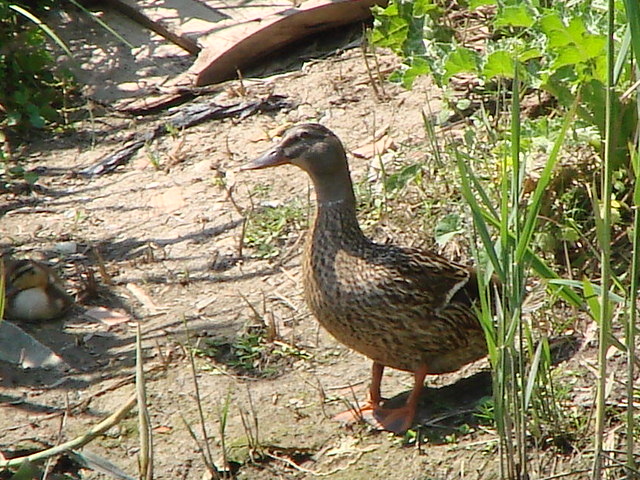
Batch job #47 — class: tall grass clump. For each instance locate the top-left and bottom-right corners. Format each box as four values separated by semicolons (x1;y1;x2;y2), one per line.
457;71;578;478
372;0;640;477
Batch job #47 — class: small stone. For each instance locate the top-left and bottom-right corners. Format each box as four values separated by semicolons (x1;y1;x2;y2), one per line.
54;241;77;254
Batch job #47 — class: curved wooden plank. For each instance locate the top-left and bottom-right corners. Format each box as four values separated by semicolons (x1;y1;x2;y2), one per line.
189;0;384;86
114;0;384;112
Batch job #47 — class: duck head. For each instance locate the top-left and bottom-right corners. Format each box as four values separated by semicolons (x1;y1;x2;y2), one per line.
242;123;356;206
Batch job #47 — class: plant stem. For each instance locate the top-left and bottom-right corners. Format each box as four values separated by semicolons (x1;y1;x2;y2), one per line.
627;149;639;476
593;0;615;477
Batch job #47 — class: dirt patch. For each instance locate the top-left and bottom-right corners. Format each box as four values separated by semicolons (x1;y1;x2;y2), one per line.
0;46;607;479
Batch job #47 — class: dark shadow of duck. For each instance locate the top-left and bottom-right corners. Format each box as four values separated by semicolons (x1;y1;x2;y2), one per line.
380;334;581;442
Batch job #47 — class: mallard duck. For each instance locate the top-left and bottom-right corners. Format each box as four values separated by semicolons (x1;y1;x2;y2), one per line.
2;258;73;322
242;123;489;433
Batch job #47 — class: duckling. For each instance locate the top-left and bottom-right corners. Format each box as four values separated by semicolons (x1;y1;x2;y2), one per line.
2;258;73;322
242;124;493;433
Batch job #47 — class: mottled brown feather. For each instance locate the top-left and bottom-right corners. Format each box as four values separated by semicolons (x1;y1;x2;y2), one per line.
245;123;489;376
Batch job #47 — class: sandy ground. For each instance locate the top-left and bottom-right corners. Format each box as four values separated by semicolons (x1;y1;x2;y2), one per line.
0;43;624;479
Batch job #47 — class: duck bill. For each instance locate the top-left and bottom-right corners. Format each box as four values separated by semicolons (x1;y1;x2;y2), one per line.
241;147;289;171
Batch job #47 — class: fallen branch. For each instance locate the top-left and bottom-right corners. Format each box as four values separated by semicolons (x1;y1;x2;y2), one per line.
0;394;137;469
79;94;292;176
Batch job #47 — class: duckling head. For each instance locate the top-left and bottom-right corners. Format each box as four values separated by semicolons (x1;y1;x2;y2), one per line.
7;259;50;292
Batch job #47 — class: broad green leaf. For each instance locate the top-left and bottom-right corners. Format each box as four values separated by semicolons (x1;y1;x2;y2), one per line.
519;47;543;62
582;36;607;60
384;163;422;191
483;50;516;79
376;2;398;16
539;13;573;48
566;16;587;44
371;16;409;51
443;47;479;82
8;459;38;480
495;5;536;28
27;104;45;129
553;45;585;68
401;57;431;88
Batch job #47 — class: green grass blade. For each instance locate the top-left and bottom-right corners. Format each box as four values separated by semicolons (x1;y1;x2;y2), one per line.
593;0;616;474
480;209;584;308
614;27;630;85
524;340;544;409
626;145;639;473
456;150;500;218
0;259;5;321
622;0;640;65
547;278;624;305
457;156;505;281
8;4;73;58
516;97;579;263
582;277;602;321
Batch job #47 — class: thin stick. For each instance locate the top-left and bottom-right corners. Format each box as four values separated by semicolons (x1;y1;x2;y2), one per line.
136;323;153;480
183;318;219;478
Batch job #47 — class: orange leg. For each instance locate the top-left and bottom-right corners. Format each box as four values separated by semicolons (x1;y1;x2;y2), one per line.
368;362;384;407
371;364;429;434
333;362;385;424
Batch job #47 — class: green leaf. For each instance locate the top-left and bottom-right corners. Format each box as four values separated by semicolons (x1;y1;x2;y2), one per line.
633;150;640;206
401;57;430;88
26;104;45;128
13;90;29;106
582;35;607;60
583;277;601;320
371;15;409;51
516;96;578;262
483;50;515;79
524;340;545;409
495;5;536;28
519;47;543;62
23;171;40;185
539;13;573;48
443;47;479;82
413;0;437;17
384;163;422;191
435;213;464;247
457;156;505;281
375;2;398;16
553;45;585;68
9;459;38;480
6;112;21;127
566;16;587;44
9;4;73;58
470;0;496;9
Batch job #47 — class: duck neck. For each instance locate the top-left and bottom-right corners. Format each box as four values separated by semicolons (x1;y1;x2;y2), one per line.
311;170;357;208
311;179;368;247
